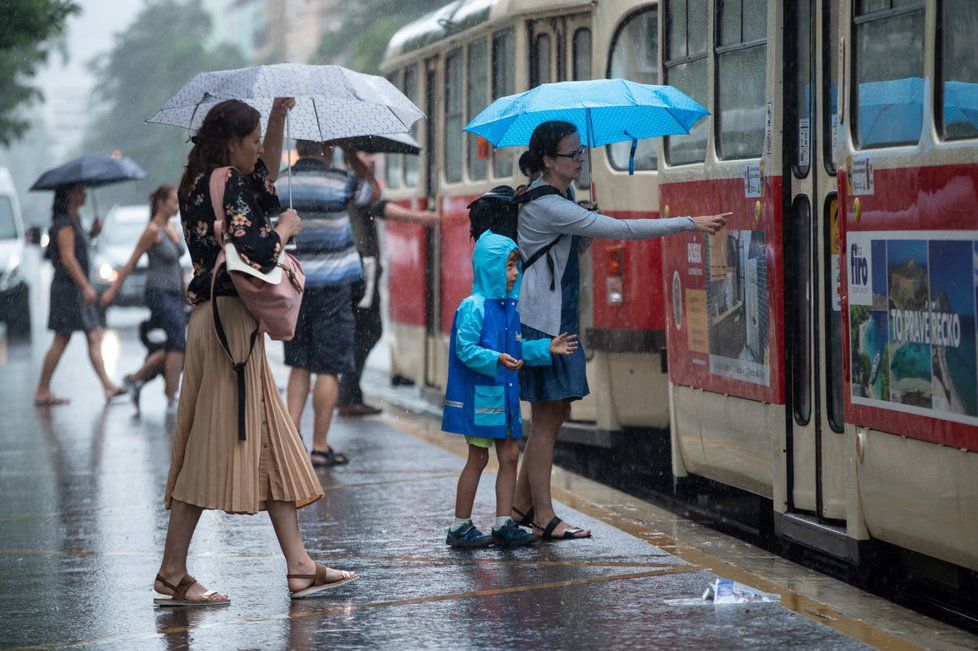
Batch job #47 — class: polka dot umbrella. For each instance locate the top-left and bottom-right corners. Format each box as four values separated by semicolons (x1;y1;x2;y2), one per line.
147;63;426;205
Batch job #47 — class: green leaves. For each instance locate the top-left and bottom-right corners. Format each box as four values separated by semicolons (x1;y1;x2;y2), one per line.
0;0;80;146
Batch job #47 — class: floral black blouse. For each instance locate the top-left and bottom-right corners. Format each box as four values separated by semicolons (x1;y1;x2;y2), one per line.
180;158;283;305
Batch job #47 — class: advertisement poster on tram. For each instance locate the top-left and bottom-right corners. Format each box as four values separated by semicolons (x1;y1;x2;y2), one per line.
848;232;978;423
704;230;770;386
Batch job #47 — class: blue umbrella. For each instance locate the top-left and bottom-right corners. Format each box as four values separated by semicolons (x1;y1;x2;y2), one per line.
854;77;925;147
30;154;147;190
464;78;708;181
943;80;978;135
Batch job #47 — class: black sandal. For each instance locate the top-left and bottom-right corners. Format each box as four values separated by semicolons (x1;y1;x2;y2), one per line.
533;516;591;541
310;448;350;468
512;506;535;527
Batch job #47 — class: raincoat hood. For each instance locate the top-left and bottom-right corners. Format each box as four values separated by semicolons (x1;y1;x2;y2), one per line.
472;231;520;300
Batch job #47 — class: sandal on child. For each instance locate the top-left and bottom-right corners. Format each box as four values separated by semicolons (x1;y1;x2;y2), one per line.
533;516;592;541
289;564;358;599
153;574;230;607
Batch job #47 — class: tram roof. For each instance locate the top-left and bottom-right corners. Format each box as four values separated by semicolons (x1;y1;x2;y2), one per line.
384;0;592;62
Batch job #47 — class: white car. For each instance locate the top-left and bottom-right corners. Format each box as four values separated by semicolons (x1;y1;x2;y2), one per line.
0;168;30;336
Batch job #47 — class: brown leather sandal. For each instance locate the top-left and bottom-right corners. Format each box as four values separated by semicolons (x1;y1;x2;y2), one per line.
288;563;358;599
153;573;230;607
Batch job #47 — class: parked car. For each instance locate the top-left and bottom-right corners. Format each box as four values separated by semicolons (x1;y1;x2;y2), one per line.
92;206;190;318
0;168;30;337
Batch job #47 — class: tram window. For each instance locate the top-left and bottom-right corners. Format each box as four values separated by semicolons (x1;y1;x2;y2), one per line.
608;9;659;172
823;1;839;174
852;1;924;149
385;71;402;189
938;0;978;140
573;28;592;191
573;28;591;81
715;0;767;160
444;50;463;184
665;0;709;165
492;28;516;178
403;65;420;187
791;0;812;178
532;33;552;88
788;197;812;426
467;40;489;181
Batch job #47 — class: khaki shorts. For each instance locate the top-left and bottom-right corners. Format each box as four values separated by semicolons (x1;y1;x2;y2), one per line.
464;435;495;449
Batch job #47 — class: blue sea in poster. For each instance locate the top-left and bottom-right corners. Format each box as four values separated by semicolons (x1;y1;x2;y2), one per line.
929;240;977;416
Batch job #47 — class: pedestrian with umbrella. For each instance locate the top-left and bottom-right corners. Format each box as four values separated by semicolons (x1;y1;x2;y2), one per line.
31;154;146;407
151;98;357;606
465;80;730;540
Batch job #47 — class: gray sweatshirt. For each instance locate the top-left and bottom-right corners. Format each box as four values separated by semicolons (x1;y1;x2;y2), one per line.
516;181;694;336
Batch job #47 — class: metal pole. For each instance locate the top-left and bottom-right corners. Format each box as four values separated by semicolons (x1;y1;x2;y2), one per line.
586;108;595;203
287;112;293;210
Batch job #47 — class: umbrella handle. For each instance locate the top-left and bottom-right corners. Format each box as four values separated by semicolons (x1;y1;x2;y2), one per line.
285;113;296;252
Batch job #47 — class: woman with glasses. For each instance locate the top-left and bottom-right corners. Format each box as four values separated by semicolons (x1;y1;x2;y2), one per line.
511;120;728;540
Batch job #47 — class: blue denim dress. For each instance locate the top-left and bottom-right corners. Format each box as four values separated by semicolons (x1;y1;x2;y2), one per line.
520;236;590;402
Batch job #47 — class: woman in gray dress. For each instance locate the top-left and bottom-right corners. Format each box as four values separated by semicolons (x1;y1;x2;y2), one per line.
102;185;187;410
34;183;123;406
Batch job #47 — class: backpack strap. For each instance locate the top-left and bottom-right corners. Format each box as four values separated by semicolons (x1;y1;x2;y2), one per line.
209;166;258;442
514;185;565;289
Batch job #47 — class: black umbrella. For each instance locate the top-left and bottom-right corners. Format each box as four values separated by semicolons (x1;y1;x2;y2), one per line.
30;155;147;191
341;132;422;155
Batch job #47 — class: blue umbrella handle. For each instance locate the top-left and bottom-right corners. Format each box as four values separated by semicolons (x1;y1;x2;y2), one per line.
625;131;638;176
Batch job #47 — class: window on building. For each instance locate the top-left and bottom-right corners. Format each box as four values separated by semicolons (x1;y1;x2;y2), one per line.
608;9;658;171
665;0;709;165
852;0;925;148
444;49;464;183
492;28;516;178
467;39;489;181
403;65;420;187
938;0;978;140
716;0;767;160
385;71;402;189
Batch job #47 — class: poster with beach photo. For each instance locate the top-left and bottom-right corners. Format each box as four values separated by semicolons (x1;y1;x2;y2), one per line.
847;231;978;425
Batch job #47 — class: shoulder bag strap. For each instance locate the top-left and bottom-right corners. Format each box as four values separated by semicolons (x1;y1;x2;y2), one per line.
515;185;564;289
209;166;257;441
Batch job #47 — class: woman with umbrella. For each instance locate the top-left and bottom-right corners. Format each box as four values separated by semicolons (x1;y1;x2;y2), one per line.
33;182;124;406
154;98;355;607
511;121;729;540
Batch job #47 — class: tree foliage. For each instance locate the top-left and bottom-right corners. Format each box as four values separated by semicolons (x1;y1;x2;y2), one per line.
314;0;446;74
0;0;80;146
81;0;244;208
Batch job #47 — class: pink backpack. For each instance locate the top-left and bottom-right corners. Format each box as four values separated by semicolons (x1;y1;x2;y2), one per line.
208;166;305;440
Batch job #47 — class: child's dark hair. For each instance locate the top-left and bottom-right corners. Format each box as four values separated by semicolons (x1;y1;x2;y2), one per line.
520;121;578;175
178;99;261;198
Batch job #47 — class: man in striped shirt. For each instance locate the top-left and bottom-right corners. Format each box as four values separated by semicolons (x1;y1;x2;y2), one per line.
278;139;379;468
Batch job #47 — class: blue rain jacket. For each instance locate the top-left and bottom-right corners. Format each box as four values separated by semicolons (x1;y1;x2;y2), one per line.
442;232;552;439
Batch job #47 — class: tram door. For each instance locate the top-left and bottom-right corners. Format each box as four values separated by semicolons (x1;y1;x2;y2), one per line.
423;57;441;389
783;0;846;521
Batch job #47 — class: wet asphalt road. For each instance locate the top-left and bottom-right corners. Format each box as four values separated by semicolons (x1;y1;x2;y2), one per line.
0;314;872;650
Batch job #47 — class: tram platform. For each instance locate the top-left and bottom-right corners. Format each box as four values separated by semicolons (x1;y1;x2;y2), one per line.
0;312;974;649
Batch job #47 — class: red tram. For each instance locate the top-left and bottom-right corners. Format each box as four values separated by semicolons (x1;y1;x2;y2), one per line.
380;0;978;580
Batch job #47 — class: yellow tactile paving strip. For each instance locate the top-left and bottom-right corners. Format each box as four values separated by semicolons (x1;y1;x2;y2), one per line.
382;413;925;651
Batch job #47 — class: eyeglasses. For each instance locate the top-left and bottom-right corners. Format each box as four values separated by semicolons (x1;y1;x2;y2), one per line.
552;147;587;162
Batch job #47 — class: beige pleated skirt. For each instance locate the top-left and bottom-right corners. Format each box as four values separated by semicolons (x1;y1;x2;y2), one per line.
165;297;323;515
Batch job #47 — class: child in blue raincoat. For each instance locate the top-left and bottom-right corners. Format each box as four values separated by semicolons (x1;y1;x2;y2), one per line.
443;231;577;547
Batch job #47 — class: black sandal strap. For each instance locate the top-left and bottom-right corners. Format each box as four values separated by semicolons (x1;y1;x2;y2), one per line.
512;506;534;527
533;516;562;540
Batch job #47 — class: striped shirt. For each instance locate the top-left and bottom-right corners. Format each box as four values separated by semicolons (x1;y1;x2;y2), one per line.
277;158;368;287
